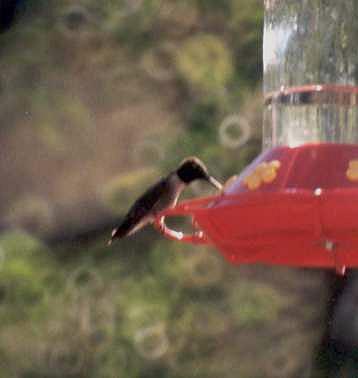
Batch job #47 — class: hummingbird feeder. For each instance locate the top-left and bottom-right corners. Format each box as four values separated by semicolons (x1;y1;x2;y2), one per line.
155;1;358;275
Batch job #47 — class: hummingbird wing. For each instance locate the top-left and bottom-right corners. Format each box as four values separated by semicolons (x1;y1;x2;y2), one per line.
109;178;170;242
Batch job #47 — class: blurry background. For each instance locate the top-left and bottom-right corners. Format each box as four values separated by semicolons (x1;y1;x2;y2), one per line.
0;1;330;377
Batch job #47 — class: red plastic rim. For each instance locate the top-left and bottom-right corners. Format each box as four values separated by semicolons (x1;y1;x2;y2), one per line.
265;84;358;106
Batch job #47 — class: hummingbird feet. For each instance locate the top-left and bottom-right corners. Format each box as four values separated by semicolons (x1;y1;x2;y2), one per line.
154;216;185;241
156;216;167;234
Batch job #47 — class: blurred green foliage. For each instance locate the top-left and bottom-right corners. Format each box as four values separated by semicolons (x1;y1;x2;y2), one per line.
175;34;234;98
0;232;322;377
0;0;324;377
5;196;54;235
0;232;52;322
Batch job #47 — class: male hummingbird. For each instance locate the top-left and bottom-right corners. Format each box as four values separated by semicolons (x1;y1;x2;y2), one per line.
108;156;222;244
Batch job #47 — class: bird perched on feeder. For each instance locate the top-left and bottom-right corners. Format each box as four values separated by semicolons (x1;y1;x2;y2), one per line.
108;156;222;244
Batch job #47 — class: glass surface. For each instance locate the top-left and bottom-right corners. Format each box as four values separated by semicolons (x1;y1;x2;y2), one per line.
263;1;358;148
263;91;358;148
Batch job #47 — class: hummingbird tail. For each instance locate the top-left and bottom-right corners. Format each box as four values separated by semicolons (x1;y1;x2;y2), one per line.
108;222;132;245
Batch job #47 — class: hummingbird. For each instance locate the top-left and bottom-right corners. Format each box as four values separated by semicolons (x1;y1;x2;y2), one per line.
108;157;222;244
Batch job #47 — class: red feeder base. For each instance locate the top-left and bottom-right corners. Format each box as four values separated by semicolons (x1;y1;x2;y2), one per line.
156;143;358;275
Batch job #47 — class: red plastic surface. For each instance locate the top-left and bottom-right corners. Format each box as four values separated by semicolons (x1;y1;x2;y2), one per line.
157;143;358;274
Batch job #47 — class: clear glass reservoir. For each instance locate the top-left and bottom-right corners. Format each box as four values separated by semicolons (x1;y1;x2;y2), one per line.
263;1;358;149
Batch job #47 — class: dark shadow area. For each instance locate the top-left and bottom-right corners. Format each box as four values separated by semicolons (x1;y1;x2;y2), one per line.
0;0;24;32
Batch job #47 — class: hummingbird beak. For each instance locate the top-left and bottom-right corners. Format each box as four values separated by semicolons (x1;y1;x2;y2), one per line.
207;176;223;190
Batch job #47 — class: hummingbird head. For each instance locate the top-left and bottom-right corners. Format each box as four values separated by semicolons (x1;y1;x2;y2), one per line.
176;157;222;190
